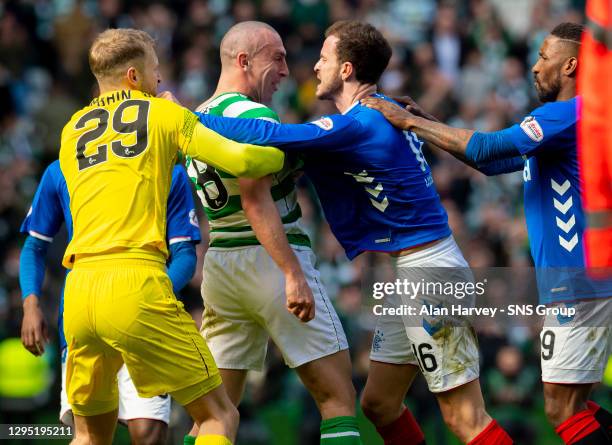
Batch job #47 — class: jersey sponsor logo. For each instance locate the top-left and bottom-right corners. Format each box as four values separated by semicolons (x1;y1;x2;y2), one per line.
311;117;333;130
520;116;544;142
189;209;199;228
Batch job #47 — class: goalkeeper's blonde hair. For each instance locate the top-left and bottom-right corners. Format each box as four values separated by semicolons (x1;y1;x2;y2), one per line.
89;28;155;80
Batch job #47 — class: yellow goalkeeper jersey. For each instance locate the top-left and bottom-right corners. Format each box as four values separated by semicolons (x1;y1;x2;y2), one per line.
59;89;284;268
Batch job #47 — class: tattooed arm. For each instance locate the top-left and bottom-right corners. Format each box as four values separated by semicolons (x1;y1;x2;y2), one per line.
361;97;522;175
361;96;474;160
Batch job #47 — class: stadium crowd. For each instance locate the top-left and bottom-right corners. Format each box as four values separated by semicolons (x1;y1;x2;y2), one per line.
0;0;608;444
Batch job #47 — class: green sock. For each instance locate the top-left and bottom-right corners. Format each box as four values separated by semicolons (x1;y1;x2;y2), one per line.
183;435;196;445
320;416;363;444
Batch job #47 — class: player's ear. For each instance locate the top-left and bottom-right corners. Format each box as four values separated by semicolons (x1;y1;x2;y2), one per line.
564;56;578;78
126;66;139;87
341;61;353;81
238;53;249;71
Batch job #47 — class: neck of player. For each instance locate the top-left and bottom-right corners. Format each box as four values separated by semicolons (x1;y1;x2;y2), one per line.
213;71;258;102
556;83;576;102
98;82;130;96
335;83;377;114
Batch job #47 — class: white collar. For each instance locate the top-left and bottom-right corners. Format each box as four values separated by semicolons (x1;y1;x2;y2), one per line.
342;101;360;115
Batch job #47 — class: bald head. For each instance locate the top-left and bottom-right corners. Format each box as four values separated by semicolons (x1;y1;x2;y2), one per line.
220;21;280;67
214;21;288;103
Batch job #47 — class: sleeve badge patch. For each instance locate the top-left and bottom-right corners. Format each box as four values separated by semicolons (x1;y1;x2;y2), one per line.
311;117;334;130
520;116;544;142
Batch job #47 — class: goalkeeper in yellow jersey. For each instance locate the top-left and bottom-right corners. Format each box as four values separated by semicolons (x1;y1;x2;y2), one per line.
57;28;283;445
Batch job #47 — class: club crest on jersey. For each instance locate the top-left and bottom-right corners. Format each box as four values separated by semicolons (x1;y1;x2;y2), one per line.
520;116;544;142
311;117;333;130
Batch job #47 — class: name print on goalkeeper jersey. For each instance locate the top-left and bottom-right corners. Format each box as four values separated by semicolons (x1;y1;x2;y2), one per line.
185;92;309;249
196;94;451;259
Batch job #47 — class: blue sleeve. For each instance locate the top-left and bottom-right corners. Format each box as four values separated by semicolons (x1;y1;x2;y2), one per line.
477;157;525;176
465;129;522;164
19;236;49;298
167;241;197;294
504;101;577;157
196;113;365;152
167;165;201;245
20;163;64;240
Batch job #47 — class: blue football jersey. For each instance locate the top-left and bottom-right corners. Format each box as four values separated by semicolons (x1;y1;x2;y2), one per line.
20;162;201;349
196;94;451;259
21;160;74;243
503;97;612;302
166;166;202;246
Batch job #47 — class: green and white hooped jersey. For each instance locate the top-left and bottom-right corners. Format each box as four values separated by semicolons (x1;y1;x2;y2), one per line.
186;93;310;249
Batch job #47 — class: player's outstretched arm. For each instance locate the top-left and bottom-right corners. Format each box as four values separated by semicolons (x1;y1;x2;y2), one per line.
159;91;284;177
239;176;315;322
196;113;364;152
184;122;285;178
362;97;524;176
476;157;525;176
20;235;50;356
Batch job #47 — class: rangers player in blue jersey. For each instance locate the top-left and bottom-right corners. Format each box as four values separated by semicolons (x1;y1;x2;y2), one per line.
19;162;201;445
363;22;611;445
192;20;514;445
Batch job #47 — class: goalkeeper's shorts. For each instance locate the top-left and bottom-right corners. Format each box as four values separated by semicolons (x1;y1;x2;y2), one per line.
63;256;221;416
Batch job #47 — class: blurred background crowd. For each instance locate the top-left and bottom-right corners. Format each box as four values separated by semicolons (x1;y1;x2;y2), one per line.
0;0;610;443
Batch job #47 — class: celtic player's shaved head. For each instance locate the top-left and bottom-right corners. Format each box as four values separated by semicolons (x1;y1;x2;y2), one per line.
214;21;288;103
220;21;280;68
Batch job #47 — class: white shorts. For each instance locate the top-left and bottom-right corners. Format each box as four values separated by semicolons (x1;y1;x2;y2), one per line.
200;245;348;370
370;236;480;393
541;298;612;384
60;348;171;425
